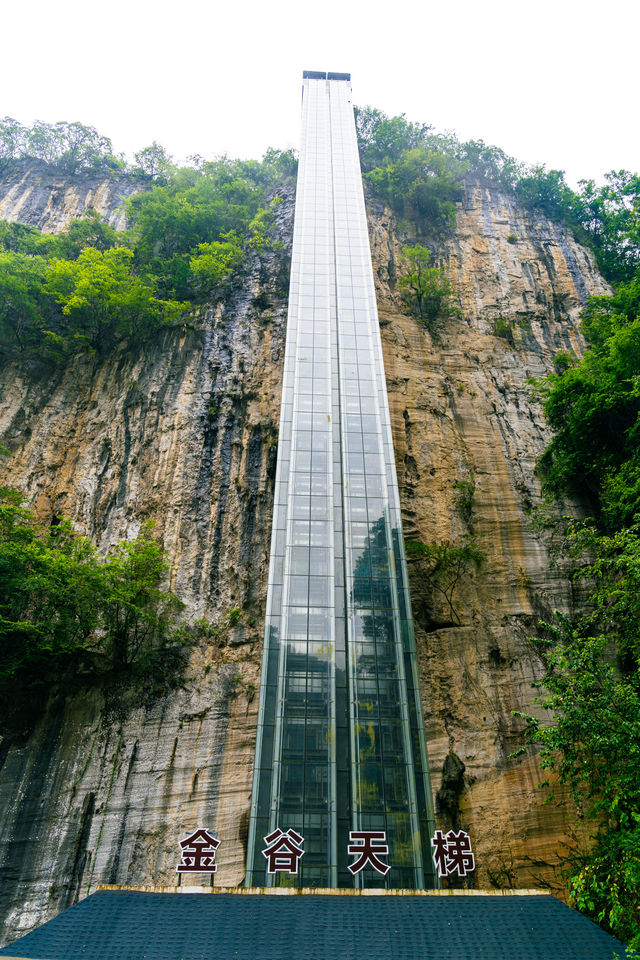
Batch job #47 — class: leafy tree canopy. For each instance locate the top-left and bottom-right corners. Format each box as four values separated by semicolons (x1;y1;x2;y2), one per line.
355;107;432;172
133;141;174;181
398;244;460;327
538;276;640;528
124;157;281;299
44;247;188;356
366;146;465;230
0;117;124;175
0;145;295;364
0;488;189;731
518;521;640;949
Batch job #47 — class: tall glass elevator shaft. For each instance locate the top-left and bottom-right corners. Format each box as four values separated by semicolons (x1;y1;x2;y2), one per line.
246;71;436;889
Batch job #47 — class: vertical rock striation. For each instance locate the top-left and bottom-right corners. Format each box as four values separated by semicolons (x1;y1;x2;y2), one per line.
0;160;143;232
370;179;608;888
0;168;608;943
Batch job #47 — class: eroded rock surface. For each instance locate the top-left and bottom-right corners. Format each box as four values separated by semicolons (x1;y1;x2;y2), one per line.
0;160;143;232
370;180;608;888
0;172;607;942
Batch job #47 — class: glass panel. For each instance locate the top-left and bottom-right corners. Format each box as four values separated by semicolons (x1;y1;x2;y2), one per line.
247;73;435;891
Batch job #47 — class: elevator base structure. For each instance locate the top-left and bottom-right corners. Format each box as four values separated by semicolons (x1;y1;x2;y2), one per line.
0;887;627;960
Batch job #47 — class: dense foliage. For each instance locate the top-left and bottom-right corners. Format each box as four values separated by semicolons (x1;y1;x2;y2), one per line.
124;155;290;300
0;149;295;362
525;147;640;946
355;108;465;232
538;276;640;529
0;487;188;730
355;107;640;287
519;525;640;949
398;244;460;327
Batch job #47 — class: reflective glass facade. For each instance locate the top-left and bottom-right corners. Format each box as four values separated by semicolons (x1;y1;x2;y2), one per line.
246;73;436;889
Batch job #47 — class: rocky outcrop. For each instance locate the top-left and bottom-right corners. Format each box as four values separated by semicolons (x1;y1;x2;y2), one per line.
0;170;608;943
0;160;143;232
370;179;608;889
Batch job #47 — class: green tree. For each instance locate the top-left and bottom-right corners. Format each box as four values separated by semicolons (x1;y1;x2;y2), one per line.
514;166;577;223
189;232;244;294
537;276;640;527
447;138;523;189
367;146;465;229
398;244;460;327
0;489;187;729
133;141;174;181
574;172;640;286
355;106;431;172
51;208;120;258
0;249;49;356
0;490;104;716
44;246;188;355
259;147;298;181
0;116;26;161
0;219;44;254
518;521;640;949
100;522;184;670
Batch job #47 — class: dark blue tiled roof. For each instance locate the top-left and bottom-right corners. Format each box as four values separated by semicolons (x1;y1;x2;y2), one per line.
0;889;627;960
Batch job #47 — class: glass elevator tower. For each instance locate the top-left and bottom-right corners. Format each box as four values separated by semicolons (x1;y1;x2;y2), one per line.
246;71;436;889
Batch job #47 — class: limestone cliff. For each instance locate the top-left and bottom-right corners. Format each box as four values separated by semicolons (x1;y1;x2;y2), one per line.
370;182;607;888
0;166;608;943
0;159;142;232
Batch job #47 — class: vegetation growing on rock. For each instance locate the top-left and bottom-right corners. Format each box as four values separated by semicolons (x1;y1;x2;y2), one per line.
0;146;295;363
355;106;640;286
397;244;460;328
1;108;640;946
524;211;640;948
0;485;192;733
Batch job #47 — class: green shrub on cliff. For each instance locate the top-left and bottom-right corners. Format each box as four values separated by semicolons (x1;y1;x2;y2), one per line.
536;276;640;527
0;148;294;363
517;524;640;949
398;244;460;327
525;266;640;945
0;488;187;730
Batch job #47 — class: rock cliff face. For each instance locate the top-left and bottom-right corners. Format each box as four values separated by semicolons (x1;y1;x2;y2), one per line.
0;160;142;232
370;182;607;888
0;166;608;943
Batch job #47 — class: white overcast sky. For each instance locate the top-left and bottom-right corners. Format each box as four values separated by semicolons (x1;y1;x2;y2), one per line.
2;0;637;187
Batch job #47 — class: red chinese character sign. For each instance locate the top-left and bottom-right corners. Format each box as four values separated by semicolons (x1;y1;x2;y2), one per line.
347;830;390;876
176;829;220;873
431;829;475;878
262;828;305;874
